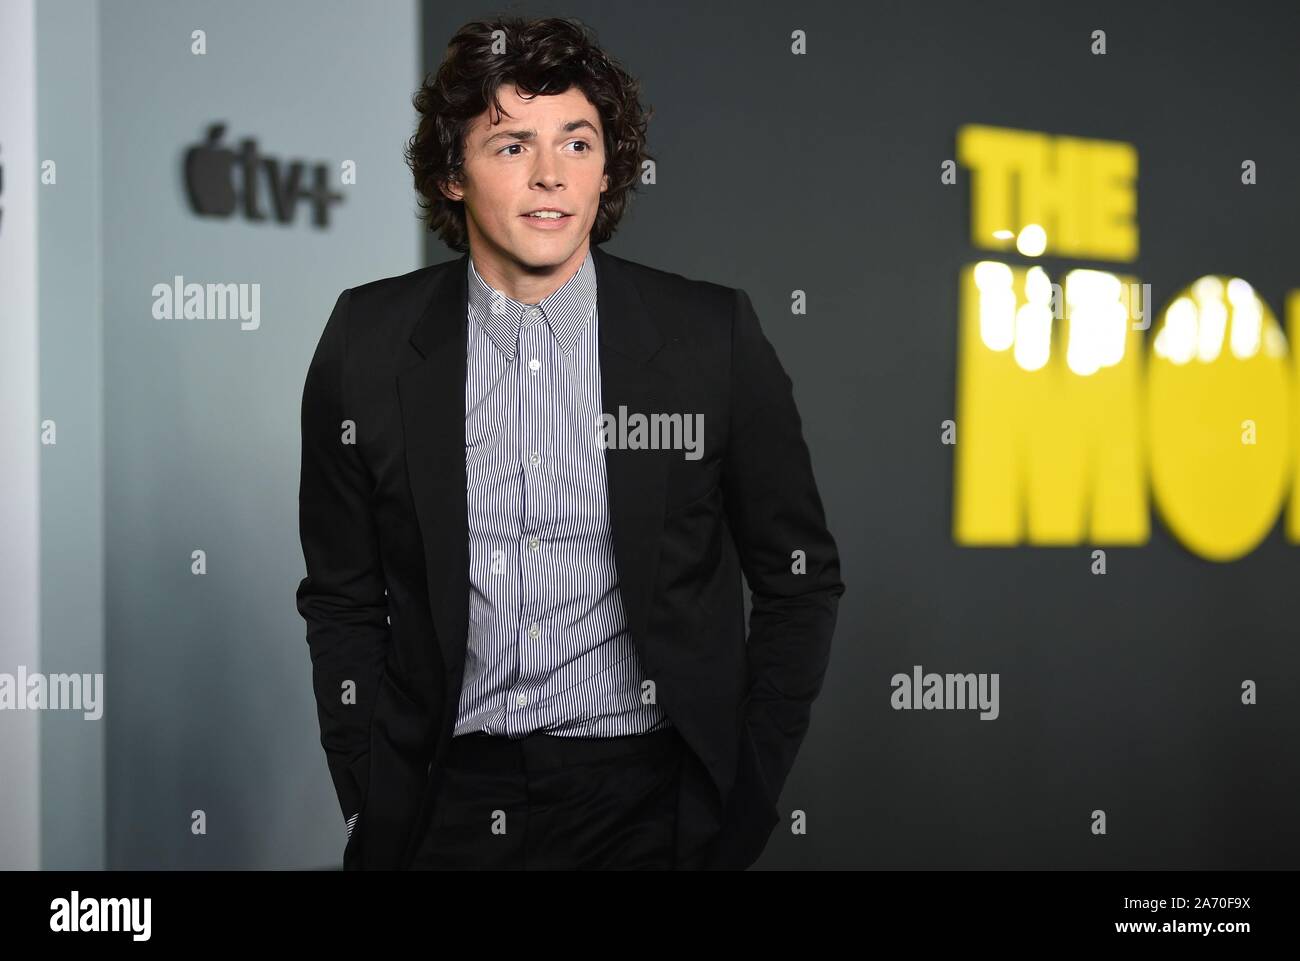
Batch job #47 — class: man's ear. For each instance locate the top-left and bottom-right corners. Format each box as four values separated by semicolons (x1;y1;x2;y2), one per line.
437;175;465;204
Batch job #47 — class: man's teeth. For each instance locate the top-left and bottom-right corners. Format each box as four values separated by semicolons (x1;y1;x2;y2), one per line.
527;211;566;218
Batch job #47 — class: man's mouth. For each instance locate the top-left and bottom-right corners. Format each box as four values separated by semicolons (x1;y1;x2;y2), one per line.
521;209;573;229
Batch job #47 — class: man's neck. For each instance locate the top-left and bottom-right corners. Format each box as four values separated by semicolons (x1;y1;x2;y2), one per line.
469;239;591;305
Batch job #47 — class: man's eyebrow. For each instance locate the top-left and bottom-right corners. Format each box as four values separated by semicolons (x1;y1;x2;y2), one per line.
482;119;599;147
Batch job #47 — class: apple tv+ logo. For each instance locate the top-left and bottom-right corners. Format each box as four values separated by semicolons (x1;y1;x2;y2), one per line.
184;123;343;228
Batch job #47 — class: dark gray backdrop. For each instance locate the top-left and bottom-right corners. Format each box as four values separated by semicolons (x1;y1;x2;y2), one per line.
419;0;1300;869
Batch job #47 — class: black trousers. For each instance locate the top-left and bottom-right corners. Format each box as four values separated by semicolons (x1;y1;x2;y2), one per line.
411;725;688;870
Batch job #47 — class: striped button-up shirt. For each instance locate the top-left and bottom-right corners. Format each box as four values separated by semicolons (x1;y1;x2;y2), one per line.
454;247;671;739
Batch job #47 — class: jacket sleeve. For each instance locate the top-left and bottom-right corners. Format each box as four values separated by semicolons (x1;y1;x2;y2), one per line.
721;286;846;811
295;288;390;827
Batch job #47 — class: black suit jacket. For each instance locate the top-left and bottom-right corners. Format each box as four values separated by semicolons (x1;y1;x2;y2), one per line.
296;243;845;869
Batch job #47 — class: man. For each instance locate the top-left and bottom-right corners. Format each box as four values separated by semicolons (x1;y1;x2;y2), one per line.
296;16;844;870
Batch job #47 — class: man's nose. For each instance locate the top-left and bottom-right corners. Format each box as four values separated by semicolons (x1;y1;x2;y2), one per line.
533;153;564;188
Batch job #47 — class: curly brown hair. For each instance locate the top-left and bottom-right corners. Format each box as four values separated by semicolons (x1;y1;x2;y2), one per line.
405;16;654;253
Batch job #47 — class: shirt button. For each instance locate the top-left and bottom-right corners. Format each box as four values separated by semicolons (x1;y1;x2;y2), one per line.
529;451;540;467
516;692;528;706
528;358;540;373
528;536;540;550
528;623;540;639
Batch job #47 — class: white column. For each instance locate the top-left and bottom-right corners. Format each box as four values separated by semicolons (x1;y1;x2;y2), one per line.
0;0;42;871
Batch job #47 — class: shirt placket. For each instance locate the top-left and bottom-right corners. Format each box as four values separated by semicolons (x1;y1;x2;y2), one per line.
509;304;552;734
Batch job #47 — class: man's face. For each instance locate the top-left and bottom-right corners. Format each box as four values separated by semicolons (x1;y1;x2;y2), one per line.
443;83;609;271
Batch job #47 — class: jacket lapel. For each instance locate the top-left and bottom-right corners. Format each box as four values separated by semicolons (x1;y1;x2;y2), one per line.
590;244;673;676
397;255;471;699
396;243;672;702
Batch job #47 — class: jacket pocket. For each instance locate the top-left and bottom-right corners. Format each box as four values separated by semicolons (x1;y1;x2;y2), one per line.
663;482;720;519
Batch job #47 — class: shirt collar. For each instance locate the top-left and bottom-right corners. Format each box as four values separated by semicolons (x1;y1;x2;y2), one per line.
466;248;597;358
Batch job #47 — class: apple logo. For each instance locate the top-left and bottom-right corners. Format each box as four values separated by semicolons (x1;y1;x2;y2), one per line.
184;123;237;217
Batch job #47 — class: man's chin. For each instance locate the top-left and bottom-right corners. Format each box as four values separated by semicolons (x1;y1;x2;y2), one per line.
508;239;585;271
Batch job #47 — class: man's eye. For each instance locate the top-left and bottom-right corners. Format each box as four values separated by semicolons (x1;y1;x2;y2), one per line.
499;141;589;156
